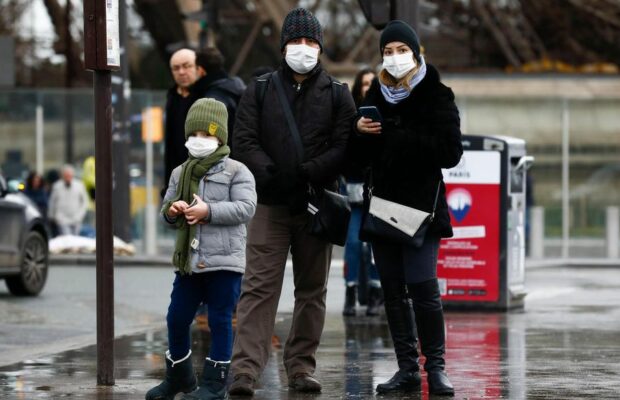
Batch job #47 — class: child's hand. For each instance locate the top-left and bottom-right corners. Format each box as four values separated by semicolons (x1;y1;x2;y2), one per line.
184;194;209;225
168;200;189;217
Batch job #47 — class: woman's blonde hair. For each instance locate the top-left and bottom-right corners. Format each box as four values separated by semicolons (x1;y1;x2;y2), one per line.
379;61;421;91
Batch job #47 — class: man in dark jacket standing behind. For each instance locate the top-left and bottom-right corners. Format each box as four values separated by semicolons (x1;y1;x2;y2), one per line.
229;7;356;396
192;47;246;156
163;48;199;193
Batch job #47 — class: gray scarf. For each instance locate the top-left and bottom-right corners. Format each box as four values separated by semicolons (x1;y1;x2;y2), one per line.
380;56;427;104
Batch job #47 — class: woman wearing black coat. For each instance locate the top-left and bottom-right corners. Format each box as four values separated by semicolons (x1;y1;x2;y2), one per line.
353;21;462;396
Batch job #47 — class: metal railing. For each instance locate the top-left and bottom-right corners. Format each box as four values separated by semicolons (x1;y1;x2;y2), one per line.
1;88;619;259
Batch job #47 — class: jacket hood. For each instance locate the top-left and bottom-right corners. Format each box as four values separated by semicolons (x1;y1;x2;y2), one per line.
192;70;246;98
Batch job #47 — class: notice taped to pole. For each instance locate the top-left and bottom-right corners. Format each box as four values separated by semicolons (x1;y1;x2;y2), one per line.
105;0;120;67
438;151;501;302
84;0;120;71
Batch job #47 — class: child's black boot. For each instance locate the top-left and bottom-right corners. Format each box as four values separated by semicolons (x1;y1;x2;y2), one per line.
181;358;230;400
146;350;197;400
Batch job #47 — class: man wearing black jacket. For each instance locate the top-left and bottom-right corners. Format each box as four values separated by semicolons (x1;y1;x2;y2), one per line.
163;48;199;193
192;48;246;156
229;8;356;396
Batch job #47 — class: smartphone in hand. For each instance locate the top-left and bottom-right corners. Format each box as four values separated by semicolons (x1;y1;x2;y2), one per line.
188;198;198;208
358;106;383;123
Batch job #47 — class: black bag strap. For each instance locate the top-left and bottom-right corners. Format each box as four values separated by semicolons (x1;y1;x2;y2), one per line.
368;170;442;221
430;180;441;221
256;71;344;126
272;70;305;163
254;72;272;114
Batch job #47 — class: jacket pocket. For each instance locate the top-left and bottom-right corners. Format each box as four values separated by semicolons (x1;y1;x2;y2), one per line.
205;172;232;202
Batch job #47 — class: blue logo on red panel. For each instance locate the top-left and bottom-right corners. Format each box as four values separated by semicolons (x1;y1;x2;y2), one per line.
447;188;472;222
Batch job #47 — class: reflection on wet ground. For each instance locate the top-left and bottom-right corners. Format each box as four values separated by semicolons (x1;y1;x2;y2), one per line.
1;266;620;399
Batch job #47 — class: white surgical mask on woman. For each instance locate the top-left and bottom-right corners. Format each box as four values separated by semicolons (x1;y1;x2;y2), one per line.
185;136;219;159
382;52;417;79
285;44;320;74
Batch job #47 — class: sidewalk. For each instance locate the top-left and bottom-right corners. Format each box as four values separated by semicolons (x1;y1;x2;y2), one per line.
1;264;619;399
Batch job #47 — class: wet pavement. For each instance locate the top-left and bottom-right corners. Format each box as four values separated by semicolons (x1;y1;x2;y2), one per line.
1;265;620;399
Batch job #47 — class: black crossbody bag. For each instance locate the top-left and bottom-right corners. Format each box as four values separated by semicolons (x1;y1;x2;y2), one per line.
271;71;351;246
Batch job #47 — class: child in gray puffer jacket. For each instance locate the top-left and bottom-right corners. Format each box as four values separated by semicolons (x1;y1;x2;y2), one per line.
146;98;256;400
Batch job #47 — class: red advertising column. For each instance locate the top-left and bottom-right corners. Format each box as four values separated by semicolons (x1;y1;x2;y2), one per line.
438;150;502;303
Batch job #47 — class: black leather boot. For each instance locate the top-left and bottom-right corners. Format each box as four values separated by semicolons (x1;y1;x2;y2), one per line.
376;280;421;394
343;285;357;316
146;350;197;400
365;286;383;316
181;358;229;400
408;279;454;396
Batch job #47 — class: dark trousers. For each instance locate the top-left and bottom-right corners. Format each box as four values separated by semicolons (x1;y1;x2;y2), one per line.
231;204;332;380
167;270;242;361
372;235;440;285
373;235;448;372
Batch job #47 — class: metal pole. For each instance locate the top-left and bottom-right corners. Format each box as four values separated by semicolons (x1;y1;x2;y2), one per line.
561;99;570;259
95;70;115;386
530;206;545;259
64;0;74;164
36;105;44;175
607;206;619;259
145;105;157;256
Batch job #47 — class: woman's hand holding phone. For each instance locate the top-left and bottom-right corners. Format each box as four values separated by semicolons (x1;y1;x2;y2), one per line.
357;117;382;135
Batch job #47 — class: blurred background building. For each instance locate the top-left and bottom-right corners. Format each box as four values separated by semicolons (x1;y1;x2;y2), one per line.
1;0;619;258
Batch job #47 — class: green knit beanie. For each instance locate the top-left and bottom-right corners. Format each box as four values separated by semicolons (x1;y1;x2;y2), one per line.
184;98;228;144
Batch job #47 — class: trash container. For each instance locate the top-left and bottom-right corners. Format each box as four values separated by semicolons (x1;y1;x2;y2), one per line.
437;135;534;310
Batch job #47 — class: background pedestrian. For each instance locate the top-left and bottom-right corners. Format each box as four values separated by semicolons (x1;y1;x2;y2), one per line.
48;165;89;236
342;67;383;317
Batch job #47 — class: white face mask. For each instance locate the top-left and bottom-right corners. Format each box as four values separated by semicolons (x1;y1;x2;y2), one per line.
185;136;219;159
285;44;320;74
382;52;417;79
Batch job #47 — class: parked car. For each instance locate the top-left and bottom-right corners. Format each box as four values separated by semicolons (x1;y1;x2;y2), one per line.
0;173;49;296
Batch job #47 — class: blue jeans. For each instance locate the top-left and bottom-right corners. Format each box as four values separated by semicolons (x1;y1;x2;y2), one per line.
344;205;380;285
167;270;242;361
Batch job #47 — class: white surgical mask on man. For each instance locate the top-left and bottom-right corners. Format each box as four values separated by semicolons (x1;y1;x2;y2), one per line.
382;52;417;79
185;136;219;159
285;44;320;74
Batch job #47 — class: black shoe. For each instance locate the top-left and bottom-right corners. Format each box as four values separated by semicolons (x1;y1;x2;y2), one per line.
376;369;421;393
146;351;197;400
365;286;383;316
288;373;322;393
428;370;454;396
228;374;255;396
343;285;357;316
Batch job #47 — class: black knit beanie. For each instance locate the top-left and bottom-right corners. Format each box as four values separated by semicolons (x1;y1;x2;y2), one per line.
280;8;323;51
379;20;420;61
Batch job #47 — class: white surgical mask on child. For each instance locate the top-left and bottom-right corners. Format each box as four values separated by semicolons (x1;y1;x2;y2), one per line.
382;52;417;79
185;136;218;159
285;44;320;74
